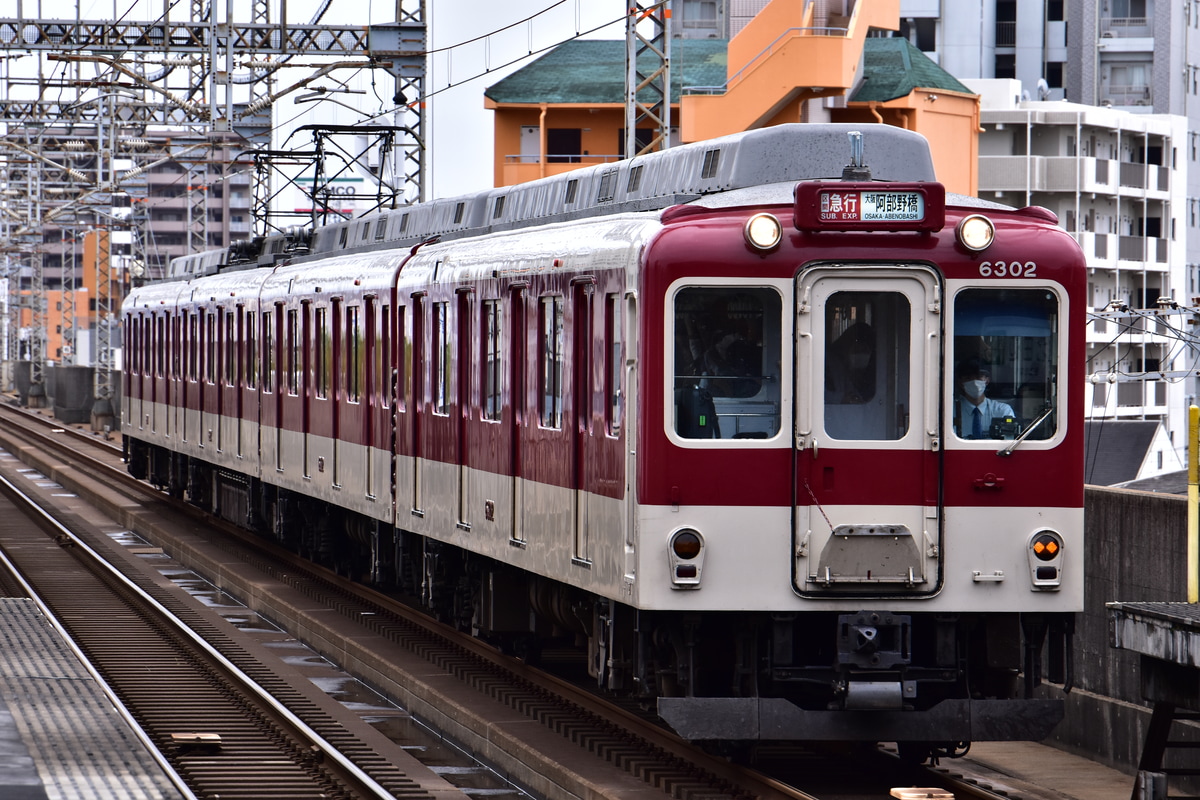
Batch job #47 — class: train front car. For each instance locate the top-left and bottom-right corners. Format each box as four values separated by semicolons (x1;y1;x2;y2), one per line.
636;136;1085;753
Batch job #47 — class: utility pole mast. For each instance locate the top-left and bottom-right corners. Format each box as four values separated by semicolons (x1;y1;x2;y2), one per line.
625;0;672;158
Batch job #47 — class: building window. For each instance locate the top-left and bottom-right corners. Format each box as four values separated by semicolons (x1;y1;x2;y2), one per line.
618;128;655;159
1046;62;1064;89
995;54;1016;80
1111;0;1146;18
547;129;582;163
899;17;936;51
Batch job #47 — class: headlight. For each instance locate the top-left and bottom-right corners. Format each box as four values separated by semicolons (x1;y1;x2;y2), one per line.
744;213;783;251
956;214;995;252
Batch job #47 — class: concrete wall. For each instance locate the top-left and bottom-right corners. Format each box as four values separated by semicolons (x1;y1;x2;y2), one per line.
1048;485;1192;775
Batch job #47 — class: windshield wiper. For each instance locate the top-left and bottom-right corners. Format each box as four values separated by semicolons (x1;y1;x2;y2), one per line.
997;405;1054;457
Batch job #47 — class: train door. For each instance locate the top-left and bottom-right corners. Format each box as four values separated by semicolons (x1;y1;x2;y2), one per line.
329;301;341;487
170;313;183;443
270;305;284;472
185;309;200;445
202;310;219;451
301;301;313;478
239;305;258;461
571;280;595;563
153;313;167;435
456;290;473;528
364;297;378;500
132;315;146;431
793;266;942;597
220;308;236;453
410;293;427;515
508;286;527;543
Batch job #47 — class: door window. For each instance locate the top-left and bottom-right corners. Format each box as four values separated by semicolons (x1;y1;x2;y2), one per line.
822;291;911;441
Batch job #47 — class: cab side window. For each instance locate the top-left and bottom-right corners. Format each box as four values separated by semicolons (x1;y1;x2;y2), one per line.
672;287;781;440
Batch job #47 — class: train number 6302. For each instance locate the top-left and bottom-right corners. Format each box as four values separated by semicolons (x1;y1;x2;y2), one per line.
979;260;1037;278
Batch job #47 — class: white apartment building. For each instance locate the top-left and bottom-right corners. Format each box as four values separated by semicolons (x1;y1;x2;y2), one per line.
900;0;1199;467
968;79;1188;460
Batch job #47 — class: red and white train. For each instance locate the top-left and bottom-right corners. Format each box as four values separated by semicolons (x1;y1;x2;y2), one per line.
122;124;1084;754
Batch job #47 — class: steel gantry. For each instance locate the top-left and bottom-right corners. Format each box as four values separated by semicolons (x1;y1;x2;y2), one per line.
626;0;672;158
0;1;427;425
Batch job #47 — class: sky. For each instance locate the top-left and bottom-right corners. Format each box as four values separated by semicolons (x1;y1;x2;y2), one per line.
17;0;629;200
424;2;626;197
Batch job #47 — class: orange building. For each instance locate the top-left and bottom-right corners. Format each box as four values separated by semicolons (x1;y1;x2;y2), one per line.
485;0;980;196
16;228;118;364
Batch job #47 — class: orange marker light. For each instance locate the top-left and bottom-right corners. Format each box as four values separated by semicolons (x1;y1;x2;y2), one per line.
1032;532;1062;562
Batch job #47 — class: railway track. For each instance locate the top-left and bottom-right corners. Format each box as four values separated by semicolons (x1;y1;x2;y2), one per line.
0;402;1058;800
0;436;439;798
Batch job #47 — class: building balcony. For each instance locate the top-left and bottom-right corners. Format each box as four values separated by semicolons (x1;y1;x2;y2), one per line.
979;155;1167;198
1074;231;1168;268
1117;235;1169;266
1099;17;1151;38
995;21;1015;48
1102;84;1153;108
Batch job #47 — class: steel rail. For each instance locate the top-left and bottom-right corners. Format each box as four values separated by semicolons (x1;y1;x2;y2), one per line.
0;459;403;800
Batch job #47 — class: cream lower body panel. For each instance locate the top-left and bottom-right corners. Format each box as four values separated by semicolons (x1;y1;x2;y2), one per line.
397;454;630;601
633;503;1083;613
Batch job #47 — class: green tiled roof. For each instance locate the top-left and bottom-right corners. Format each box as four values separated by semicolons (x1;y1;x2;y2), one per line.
485;39;729;105
851;37;974;103
486;36;971;107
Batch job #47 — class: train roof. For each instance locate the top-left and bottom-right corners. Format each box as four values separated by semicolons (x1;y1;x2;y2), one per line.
164;124;943;281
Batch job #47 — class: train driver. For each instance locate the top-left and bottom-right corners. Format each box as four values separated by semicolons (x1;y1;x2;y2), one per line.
955;359;1016;439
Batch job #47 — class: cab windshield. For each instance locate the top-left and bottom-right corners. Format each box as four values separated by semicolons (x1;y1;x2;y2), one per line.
952;288;1059;442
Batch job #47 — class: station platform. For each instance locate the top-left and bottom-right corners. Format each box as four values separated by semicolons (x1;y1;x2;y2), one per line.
1109;600;1200;799
0;597;184;800
958;741;1133;800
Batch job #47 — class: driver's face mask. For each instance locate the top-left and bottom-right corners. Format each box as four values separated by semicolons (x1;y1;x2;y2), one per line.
961;379;987;400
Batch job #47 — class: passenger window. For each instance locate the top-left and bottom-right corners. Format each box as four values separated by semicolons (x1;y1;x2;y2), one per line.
189;313;198;381
287;309;300;396
225;311;236;386
206;312;217;384
245;310;256;390
261;310;274;393
540;296;564;429
433;302;450;416
379;305;391;409
315;307;329;399
347;305;362;403
673;287;781;439
606;293;623;436
823;291;910;441
953;289;1059;441
482;300;502;421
